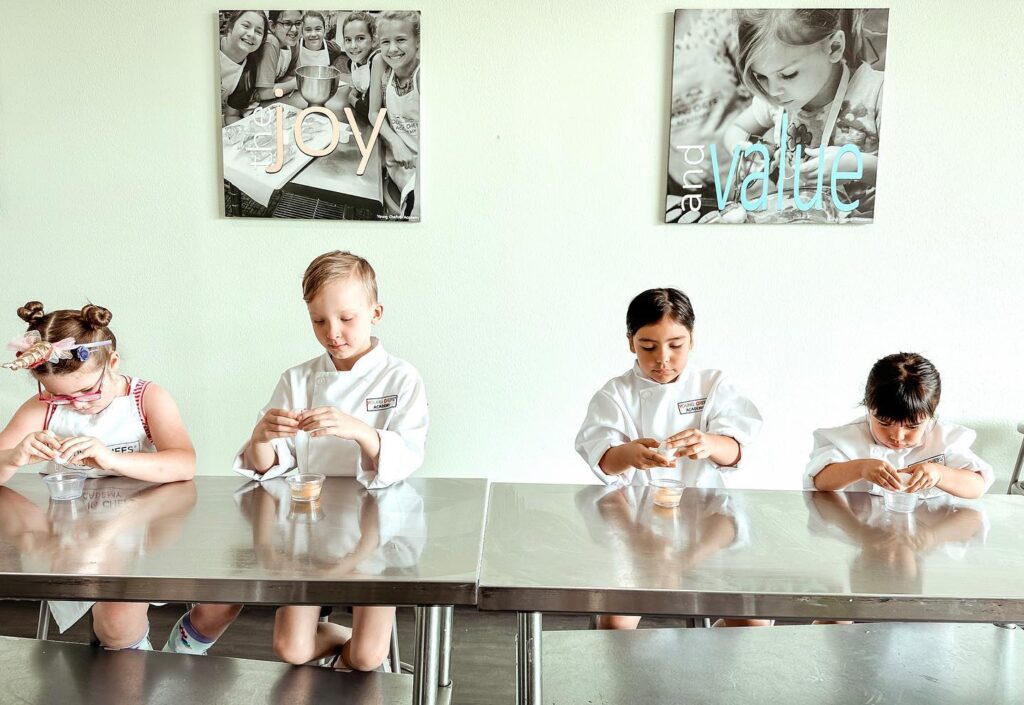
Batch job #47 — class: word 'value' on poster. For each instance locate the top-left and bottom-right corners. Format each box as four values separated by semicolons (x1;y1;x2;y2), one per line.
666;8;888;225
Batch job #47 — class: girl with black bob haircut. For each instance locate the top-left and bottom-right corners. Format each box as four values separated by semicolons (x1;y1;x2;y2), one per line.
806;352;993;498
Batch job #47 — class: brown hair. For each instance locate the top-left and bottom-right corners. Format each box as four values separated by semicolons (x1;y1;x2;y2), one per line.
301;251;378;304
17;301;117;376
737;9;866;102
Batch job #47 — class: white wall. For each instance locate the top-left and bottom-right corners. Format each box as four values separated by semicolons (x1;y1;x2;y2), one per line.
1;1;1021;489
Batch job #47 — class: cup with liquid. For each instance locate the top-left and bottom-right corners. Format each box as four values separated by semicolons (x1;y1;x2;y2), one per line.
650;479;685;509
883;475;918;514
287;473;326;503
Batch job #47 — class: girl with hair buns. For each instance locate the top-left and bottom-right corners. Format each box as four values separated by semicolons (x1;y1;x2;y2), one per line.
0;302;217;652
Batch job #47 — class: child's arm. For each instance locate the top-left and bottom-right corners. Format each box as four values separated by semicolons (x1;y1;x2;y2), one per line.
577;390;672;482
298;370;428;489
723;103;774;153
673;376;762;469
904;462;987;499
813;459;901;492
599;440;675;476
244;408;301;473
903;425;994;499
0;399;60;484
56;384;195;483
255;42;296;101
665;430;742;467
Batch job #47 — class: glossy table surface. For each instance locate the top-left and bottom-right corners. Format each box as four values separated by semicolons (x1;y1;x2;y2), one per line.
0;475;488;606
543;623;1023;705
0;635;426;705
480;483;1024;621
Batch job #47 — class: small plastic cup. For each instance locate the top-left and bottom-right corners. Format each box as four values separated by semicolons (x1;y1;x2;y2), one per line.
44;472;87;501
650;479;685;508
883;481;919;514
287;473;325;503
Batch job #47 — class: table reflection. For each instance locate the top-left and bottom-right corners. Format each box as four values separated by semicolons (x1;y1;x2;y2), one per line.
806;491;986;594
574;485;750;587
235;479;426;578
0;479;197;576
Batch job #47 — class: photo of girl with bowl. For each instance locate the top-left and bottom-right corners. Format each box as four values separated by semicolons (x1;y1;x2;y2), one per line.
217;10;422;222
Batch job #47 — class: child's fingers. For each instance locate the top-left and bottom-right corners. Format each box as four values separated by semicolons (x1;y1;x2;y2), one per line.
30;440;60;460
637;438;660;449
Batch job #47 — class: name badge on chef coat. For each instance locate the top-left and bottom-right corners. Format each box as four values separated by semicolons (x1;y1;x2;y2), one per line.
109;441;142;454
677;398;707;415
366;395;398;412
903;453;945;469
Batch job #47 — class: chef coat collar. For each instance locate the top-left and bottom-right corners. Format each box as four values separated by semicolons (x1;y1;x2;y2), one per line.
317;337;386;375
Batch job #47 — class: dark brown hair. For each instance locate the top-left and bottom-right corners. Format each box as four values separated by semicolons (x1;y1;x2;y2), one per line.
863;352;941;424
17;301;117;376
626;288;695;338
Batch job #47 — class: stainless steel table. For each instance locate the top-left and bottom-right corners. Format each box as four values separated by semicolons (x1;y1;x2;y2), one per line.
478;483;1024;704
0;634;447;705
0;475;488;705
544;623;1023;705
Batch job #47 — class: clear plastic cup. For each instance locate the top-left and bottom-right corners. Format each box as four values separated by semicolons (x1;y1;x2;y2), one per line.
883;484;919;514
44;472;87;501
287;473;325;503
651;479;685;508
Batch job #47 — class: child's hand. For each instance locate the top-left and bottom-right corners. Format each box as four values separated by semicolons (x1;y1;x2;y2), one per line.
299;406;365;440
12;431;62;467
252;408;302;444
665;429;712;460
855;459;902;491
799;147;858;177
620;439;675;471
904;463;943;494
57;436;115;472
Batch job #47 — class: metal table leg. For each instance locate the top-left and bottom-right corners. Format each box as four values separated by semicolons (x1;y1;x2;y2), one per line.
36;601;50;640
412;605;441;705
438;605;454;688
516;612;542;705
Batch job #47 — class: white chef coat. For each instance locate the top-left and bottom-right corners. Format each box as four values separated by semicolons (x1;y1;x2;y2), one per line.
233;338;428;489
575;364;762;488
804;416;995;498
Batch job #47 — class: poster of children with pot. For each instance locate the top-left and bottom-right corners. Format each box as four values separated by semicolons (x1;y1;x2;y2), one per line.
665;8;888;224
218;10;420;221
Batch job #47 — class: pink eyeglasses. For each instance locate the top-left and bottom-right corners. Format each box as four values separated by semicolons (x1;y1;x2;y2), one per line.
37;366;107;405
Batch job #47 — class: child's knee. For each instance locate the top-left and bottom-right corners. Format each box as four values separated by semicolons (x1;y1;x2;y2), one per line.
344;636;390;672
93;603;149;649
273;634;315;665
596;614;641;630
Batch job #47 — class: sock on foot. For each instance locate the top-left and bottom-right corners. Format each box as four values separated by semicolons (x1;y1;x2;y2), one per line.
162;612;215;656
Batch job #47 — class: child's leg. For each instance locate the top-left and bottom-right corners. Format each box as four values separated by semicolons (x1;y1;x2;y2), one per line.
273;606;352;665
712;619;774;627
594;615;641;630
92;602;152;650
337;606;395;672
163;603;244;655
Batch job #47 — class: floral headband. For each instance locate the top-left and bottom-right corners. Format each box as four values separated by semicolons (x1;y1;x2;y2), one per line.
2;331;113;371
